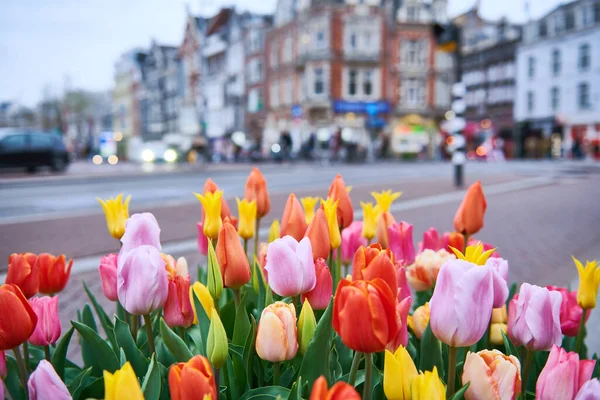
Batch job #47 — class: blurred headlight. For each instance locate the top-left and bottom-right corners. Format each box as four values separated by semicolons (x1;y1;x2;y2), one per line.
271;143;281;153
141;149;155;163
108;155;119;165
164;149;177;163
92;155;103;165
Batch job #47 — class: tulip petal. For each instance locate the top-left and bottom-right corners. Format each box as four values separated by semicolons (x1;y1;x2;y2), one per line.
525;289;562;350
297;238;317;293
256;311;288;362
265;240;301;297
430;262;461;344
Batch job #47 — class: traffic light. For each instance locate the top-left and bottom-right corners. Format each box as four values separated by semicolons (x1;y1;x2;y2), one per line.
433;23;458;53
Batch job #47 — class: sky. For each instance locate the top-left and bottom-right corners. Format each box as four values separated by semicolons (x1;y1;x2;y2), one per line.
1;0;565;107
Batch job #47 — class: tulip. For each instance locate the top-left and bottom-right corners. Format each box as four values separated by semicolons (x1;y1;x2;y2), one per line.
301;196;319;225
244;167;270;218
104;362;144;400
375;211;396;249
0;284;38;350
280;193;308;241
236;197;257;240
462;350;521;400
169;355;217;400
352;244;397;297
341;221;367;264
190;282;214;323
411;366;446;400
333;278;398;353
429;259;494;347
384;346;418;400
489;305;508;345
0;350;6;378
547;286;589;337
98;253;118;301
216;218;251;289
6;253;39;298
268;219;280;243
298;299;316;355
117;245;169;316
396;265;411;302
467;238;500;258
408;303;430;340
197;222;209;255
97;193;131;240
265;236;316;297
360;202;377;241
327;174;354;229
28;360;71;400
507;283;562;351
388;221;415;265
258;242;269;281
442;231;464;254
28;296;61;346
194;191;223;239
202;178;232;219
575;379;600;400
386;295;412;352
536;345;596;400
321;198;341;249
371;189;402;214
454;180;486;236
420;227;441;252
256;301;298;362
574;257;600;310
37;253;73;295
164;273;194;328
406;249;455;292
301;258;333;310
207;309;228;369
304;208;331;260
310;375;361;400
119;212;162;256
206;239;223;301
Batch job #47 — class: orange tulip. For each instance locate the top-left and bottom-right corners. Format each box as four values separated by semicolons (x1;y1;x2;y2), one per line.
280;193;308;241
352;244;398;296
168;355;217;400
0;284;38;350
37;253;73;295
203;178;231;220
333;278;398;353
442;232;464;254
216;218;251;289
6;253;39;298
453;181;487;236
244;167;270;219
310;375;361;400
304;209;331;260
375;212;397;249
327;174;353;229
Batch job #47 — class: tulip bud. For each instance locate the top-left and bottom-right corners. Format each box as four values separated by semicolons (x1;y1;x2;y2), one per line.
301;196;319;225
104;362;144;400
99;254;118;301
384;346;418;400
408;303;430;340
321;198;341;249
203;178;232;220
244;167;270;219
194;190;223;239
304;208;331;260
207;309;228;369
411;366;446;400
536;345;596;400
489;323;507;345
36;253;73;295
388;221;415;265
0;284;38;351
310;375;361;400
265;236;316;297
453;181;486;236
164;273;194;329
376;211;396;249
169;355;218;400
420;227;441;252
119;212;162;254
281;194;308;241
462;350;521;400
190;282;215;324
547;285;589;337
216;218;251;289
301;258;333;310
442;231;464;254
236;198;257;240
29;296;61;346
360;202;377;241
327;174;354;229
6;253;39;298
268;219;280;243
97;193;131;240
256;302;298;362
573;256;600;310
297;300;316;355
207;239;223;302
341;221;367;265
28;360;71;400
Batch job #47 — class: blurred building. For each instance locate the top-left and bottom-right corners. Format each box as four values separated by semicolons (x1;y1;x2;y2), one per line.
515;0;600;159
112;49;146;139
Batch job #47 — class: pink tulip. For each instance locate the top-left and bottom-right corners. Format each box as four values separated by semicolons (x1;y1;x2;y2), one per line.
575;379;600;400
547;286;590;337
28;296;61;346
117;245;169;315
536;345;596;400
28;360;71;400
386;295;412;352
197;222;208;255
388;221;415;265
430;259;494;347
99;253;118;301
0;350;6;378
508;283;562;351
420;227;442;252
396;264;411;302
301;258;333;310
164;273;194;328
341;221;367;264
485;257;509;308
120;213;162;254
265;236;316;297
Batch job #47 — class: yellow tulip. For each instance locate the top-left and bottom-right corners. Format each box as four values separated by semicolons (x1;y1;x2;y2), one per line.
190;282;215;323
384;346;418;400
321;198;341;249
361;201;377;241
371;190;402;215
297;299;316;355
194;191;223;239
103;362;144;400
236;197;257;240
489;323;508;345
574;256;600;309
408;303;430;340
449;242;496;266
410;366;446;400
97;193;131;240
268;219;280;243
207;309;228;369
301;197;319;225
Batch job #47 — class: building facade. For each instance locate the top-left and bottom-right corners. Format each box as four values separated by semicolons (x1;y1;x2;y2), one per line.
112;49;146;139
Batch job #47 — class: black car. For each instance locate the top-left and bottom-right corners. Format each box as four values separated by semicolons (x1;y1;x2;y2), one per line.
0;129;70;172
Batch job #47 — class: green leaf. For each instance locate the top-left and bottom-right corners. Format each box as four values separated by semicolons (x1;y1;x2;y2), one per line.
159;318;193;362
334;334;353;374
297;297;334;387
224;352;242;400
142;354;162;400
67;367;93;400
288;377;307;400
81;304;98;332
114;316;149;378
414;289;433;309
233;293;251;346
244;314;258;389
329;346;343;381
4;355;26;400
501;331;520;358
508;283;518;304
83;281;116;343
592;353;600;379
51;326;75;380
230;344;248;393
239;386;291;400
207;239;223;301
256;257;273;311
449;381;471;400
119;348;127;366
72;320;120;375
155;335;177;367
190;290;212;355
79;376;105;400
419;323;444;375
220;299;237;340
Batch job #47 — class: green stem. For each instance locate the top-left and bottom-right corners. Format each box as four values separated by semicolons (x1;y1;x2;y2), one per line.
22;342;30;374
44;345;51;362
273;362;280;386
336;241;342;287
177;327;187;344
244;238;249;259
328;249;335;287
447;346;458;398
462;233;470;254
521;349;534;398
367;237;372;245
363;353;373;400
131;315;139;341
12;347;28;394
575;308;587;356
214;367;221;388
143;314;156;355
234;289;241;308
294;296;301;311
254;218;260;258
348;351;362;386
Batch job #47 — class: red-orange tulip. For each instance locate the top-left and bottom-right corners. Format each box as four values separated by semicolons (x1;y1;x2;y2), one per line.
244;167;270;218
333;278;398;353
375;212;396;249
304;209;331;260
168;355;217;400
37;253;73;295
327;174;353;229
453;181;487;236
203;178;232;220
352;244;398;296
0;284;38;350
216;218;251;289
442;232;464;253
6;253;39;298
310;375;361;400
280;193;308;241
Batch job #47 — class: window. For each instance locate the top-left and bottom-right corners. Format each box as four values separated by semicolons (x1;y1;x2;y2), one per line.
270;81;279;108
284;78;293;105
316;31;325;49
270;41;278;68
554;14;564;34
1;134;28;150
595;2;600;23
407;40;417;64
578;82;590;109
527;91;534;112
363;70;373;96
348;69;358;96
539;21;547;37
582;5;592;26
406;6;417;21
314;68;324;95
565;10;575;30
552;49;560;75
248;89;258;112
578;44;590;70
405;79;425;106
551;87;560;110
282;36;293;64
528;56;535;78
364;32;371;48
350;33;357;49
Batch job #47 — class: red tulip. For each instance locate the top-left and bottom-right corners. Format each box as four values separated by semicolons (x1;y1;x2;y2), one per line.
280;193;308;241
0;284;38;351
310;375;360;400
244;167;271;218
305;209;331;260
169;355;217;400
352;244;398;297
37;253;73;295
164;272;194;329
454;181;487;236
6;253;39;298
327;174;354;229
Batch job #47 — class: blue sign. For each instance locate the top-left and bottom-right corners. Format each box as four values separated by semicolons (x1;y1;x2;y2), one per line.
366;117;386;128
333;100;390;115
291;105;302;118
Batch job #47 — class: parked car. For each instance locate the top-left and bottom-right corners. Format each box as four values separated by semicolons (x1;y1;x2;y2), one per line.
0;128;71;172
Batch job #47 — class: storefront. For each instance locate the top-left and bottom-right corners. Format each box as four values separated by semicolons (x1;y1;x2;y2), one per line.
390;114;438;159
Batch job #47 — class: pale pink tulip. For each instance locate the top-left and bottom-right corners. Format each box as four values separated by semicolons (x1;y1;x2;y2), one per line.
120;212;162;254
99;253;118;301
265;236;316;297
462;350;521;400
255;302;298;362
341;221;367;264
28;360;71;400
28;296;61;346
485;257;509;308
537;345;596;400
575;379;600;400
388;221;415;265
301;258;333;310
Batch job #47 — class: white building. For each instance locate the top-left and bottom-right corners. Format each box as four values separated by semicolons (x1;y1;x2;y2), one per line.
515;0;600;158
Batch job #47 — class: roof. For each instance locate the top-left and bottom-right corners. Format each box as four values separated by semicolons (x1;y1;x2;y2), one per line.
206;8;234;36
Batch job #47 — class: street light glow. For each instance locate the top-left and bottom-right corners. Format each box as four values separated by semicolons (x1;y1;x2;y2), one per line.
92;155;103;165
108;155;119;165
